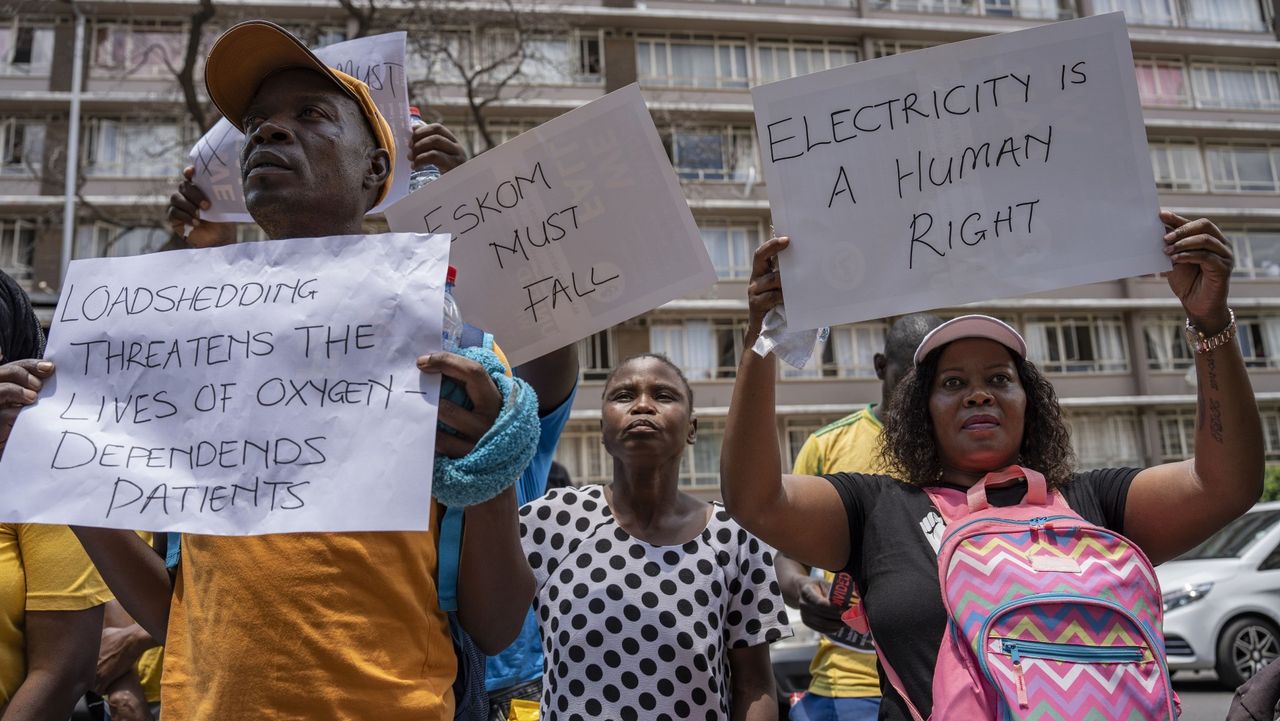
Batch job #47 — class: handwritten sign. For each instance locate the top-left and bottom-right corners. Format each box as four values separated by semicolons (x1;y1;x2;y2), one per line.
384;84;716;366
752;13;1165;330
0;233;449;535
190;32;411;223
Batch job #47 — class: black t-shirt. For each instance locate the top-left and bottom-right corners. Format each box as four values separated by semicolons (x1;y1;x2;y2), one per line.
824;468;1139;721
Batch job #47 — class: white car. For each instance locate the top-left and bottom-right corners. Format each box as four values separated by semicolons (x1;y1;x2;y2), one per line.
1158;500;1280;689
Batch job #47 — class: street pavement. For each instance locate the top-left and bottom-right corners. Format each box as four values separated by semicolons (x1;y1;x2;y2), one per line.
1174;671;1236;721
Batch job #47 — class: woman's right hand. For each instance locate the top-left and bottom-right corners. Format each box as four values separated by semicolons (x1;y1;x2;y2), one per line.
747;235;789;336
166;166;236;249
0;358;53;459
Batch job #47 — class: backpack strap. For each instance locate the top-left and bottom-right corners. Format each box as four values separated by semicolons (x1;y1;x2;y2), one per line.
437;505;464;613
923;465;1056;525
967;465;1047;513
872;637;928;721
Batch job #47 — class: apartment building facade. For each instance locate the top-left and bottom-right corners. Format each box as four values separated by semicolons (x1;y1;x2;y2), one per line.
2;0;1278;497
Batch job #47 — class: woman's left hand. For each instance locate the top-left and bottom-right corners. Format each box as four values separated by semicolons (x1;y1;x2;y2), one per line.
1161;210;1234;332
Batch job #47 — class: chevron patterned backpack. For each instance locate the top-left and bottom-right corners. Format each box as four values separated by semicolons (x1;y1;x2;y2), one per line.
877;466;1177;721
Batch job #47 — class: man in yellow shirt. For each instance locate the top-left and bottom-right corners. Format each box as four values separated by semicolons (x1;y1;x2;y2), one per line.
778;313;940;721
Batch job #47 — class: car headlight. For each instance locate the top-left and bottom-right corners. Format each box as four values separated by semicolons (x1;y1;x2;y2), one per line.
1162;582;1214;612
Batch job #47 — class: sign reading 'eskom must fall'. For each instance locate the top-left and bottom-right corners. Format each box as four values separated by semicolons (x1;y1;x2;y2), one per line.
384;84;716;367
752;13;1166;330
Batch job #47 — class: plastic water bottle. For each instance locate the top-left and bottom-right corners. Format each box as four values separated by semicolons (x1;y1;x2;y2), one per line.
442;265;462;352
409;106;441;191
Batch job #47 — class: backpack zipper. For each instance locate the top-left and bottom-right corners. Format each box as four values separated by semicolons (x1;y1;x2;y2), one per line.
1001;639;1145;664
940;514;1075;548
975;594;1176;720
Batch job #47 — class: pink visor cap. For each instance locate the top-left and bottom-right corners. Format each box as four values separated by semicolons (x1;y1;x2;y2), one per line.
913;314;1028;365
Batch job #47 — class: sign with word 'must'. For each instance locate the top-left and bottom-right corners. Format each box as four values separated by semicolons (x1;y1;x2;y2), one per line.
0;233;449;535
752;13;1165;330
190;31;411;223
384;84;716;367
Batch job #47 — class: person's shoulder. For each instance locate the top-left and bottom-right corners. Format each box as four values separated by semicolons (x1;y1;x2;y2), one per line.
1066;467;1142;490
824;471;901;489
812;408;876;440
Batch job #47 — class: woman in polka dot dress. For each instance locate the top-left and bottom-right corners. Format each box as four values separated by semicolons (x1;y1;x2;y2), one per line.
518;354;792;721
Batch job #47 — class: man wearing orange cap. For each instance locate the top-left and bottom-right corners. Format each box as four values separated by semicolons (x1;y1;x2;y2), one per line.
68;21;556;721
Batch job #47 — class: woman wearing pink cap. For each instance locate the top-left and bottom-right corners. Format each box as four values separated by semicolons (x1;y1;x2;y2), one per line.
720;211;1263;721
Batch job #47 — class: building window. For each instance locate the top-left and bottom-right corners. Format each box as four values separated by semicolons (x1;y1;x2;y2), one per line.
870;39;942;59
1157;410;1196;462
1263;408;1280;461
1094;0;1178;26
872;0;1067;18
754;39;858;85
1096;0;1267;30
699;219;761;280
84;118;191;178
1228;228;1280;279
1144;316;1195;371
1182;0;1267;31
680;419;724;488
1066;410;1144;469
282;24;348;48
479;29;604;86
783;323;887;379
0;20;56;76
1024;315;1129;373
463;120;539;157
1206;145;1280;194
649;319;749;380
636;35;749;89
1236;315;1280;368
1190;61;1280;110
0;219;36;280
91;20;186;77
663;126;758;182
0;118;44;175
577;330;614;382
77;223;168;259
554;422;612;486
1134;56;1190;107
1149;139;1205;192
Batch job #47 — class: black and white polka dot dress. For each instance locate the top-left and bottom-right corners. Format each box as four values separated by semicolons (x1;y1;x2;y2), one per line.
518;485;792;721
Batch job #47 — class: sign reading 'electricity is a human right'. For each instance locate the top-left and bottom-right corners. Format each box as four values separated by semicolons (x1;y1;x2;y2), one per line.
752;13;1167;331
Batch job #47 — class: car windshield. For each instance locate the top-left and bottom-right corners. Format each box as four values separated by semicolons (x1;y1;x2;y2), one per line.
1178;509;1280;560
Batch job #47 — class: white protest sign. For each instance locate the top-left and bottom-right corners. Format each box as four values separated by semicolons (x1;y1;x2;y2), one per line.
752;13;1165;330
384;84;716;367
0;233;449;535
190;32;411;223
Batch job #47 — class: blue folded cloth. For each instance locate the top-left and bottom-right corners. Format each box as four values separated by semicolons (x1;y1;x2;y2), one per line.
432;346;541;507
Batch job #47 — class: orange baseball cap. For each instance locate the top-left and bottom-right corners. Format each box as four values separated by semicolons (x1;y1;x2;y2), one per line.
203;20;396;205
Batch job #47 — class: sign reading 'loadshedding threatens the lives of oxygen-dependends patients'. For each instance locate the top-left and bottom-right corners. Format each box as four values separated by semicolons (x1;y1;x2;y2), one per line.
384;84;717;367
189;31;412;223
0;233;450;535
752;13;1166;331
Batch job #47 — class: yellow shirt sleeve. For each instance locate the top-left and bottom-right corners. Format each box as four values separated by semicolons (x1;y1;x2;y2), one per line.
792;433;825;476
19;524;113;612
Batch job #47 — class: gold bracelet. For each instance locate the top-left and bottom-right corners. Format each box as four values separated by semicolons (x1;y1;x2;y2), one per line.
1184;308;1236;354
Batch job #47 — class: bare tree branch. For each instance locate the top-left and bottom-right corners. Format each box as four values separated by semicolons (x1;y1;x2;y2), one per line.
336;0;379;39
177;0;217;133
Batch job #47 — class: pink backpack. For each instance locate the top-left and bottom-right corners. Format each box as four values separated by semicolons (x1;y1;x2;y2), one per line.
876;466;1178;721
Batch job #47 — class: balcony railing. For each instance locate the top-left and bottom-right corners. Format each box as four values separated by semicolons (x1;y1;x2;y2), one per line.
872;0;1075;19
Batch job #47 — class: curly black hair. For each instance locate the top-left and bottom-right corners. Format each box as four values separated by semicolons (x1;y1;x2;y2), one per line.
879;344;1076;488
